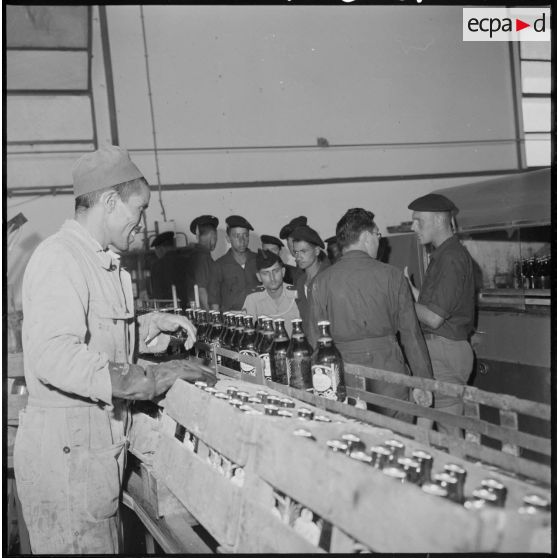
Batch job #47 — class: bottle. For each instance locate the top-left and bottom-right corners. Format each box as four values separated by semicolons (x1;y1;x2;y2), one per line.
196;309;210;359
270;318;290;384
229;314;246;371
169;307;188;356
238;315;258;376
256;317;275;380
254;315;267;352
311;320;346;401
208;311;224;365
286;319;313;390
220;313;236;369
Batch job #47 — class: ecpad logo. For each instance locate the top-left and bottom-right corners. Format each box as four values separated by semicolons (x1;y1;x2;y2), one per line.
463;8;550;42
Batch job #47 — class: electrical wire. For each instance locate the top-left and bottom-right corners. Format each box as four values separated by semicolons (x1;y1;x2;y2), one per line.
139;6;167;222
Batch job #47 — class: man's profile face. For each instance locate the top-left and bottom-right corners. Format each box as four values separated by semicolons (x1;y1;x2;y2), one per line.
257;261;285;292
108;182;150;251
411;211;437;245
200;229;218;251
262;243;281;256
228;227;249;253
287;236;296;258
293;240;320;270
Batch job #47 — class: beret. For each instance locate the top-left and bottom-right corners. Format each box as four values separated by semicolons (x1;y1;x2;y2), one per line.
291;225;325;249
151;231;174;248
190;214;219;234
279;216;308;239
260;234;283;248
72;145;144;197
325;235;338;245
256;249;283;271
226;215;253;231
408;193;459;215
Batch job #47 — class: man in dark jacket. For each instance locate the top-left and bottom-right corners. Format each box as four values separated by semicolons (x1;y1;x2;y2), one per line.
209;215;259;311
291;225;330;341
309;208;433;419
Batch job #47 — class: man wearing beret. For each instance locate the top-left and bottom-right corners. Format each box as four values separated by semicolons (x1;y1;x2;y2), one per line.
291;225;330;339
325;235;342;264
14;145;213;554
406;193;475;437
309;208;433;417
186;214;219;309
209;215;260;312
279;215;307;285
242;249;300;336
260;234;283;257
149;231;189;306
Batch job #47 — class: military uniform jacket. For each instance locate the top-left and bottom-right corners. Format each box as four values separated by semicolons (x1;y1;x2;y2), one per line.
208;248;260;311
242;284;300;336
295;258;330;340
309;250;432;379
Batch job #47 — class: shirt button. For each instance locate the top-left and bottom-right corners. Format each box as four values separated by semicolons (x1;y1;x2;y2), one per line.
63;446;71;454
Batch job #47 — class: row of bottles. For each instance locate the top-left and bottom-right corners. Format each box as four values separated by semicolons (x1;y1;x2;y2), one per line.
184;310;347;401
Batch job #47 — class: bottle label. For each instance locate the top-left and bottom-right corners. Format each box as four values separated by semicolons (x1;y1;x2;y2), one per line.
260;353;272;378
312;364;338;399
239;350;258;375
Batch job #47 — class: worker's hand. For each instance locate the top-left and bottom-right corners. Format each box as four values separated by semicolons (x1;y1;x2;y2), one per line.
143;312;197;351
412;388;433;407
109;362;156;400
404;266;419;302
148;359;217;397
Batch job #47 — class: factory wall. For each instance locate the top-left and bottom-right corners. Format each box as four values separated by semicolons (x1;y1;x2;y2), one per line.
7;5;521;306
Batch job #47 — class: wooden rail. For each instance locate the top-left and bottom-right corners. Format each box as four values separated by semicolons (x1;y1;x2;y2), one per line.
202;343;551;484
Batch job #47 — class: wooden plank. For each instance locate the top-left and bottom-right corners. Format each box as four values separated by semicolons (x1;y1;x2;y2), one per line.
347;387;550;456
153;433;243;548
250;419;494;552
163;379;257;465
236;499;326;553
463;398;481;445
122;492;213;554
499;410;520;456
345;364;551;420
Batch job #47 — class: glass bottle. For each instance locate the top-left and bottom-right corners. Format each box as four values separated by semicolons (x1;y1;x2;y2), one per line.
256;317;275;380
208;311;224;365
254;315;266;352
168;307;188;356
220;312;236;368
270;318;290;384
286;319;313;390
311;320;346;401
229;314;246;371
238;315;258;376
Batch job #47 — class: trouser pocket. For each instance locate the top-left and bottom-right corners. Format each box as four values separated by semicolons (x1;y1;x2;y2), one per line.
84;442;125;521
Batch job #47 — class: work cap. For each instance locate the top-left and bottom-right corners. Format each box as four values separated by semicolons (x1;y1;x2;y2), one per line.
408;193;459;215
325;235;338;245
260;235;283;248
256;249;283;271
291;225;325;249
190;215;219;234
279;216;308;239
72;145;144;197
226;215;253;231
151;231;174;248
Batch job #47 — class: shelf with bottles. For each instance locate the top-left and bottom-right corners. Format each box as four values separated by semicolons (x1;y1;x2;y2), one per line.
459;224;551;310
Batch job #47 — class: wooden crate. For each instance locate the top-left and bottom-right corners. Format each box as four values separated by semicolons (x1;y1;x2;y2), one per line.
146;377;551;553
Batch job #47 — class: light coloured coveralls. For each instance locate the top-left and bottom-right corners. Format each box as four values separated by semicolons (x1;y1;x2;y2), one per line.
14;219;163;554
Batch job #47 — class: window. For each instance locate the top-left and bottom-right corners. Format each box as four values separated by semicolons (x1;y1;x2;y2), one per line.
518;42;551;167
6;6;95;151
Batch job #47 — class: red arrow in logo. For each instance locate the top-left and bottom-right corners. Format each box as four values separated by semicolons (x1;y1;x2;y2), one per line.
516;18;530;32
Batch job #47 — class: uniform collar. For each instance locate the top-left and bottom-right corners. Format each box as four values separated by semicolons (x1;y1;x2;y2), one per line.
62;219;121;271
430;235;458;261
341;249;371;260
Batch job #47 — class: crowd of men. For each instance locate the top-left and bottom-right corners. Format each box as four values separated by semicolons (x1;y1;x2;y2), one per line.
15;145;476;554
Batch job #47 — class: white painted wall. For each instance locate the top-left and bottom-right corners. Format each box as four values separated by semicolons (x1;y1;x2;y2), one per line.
6;5;522;307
